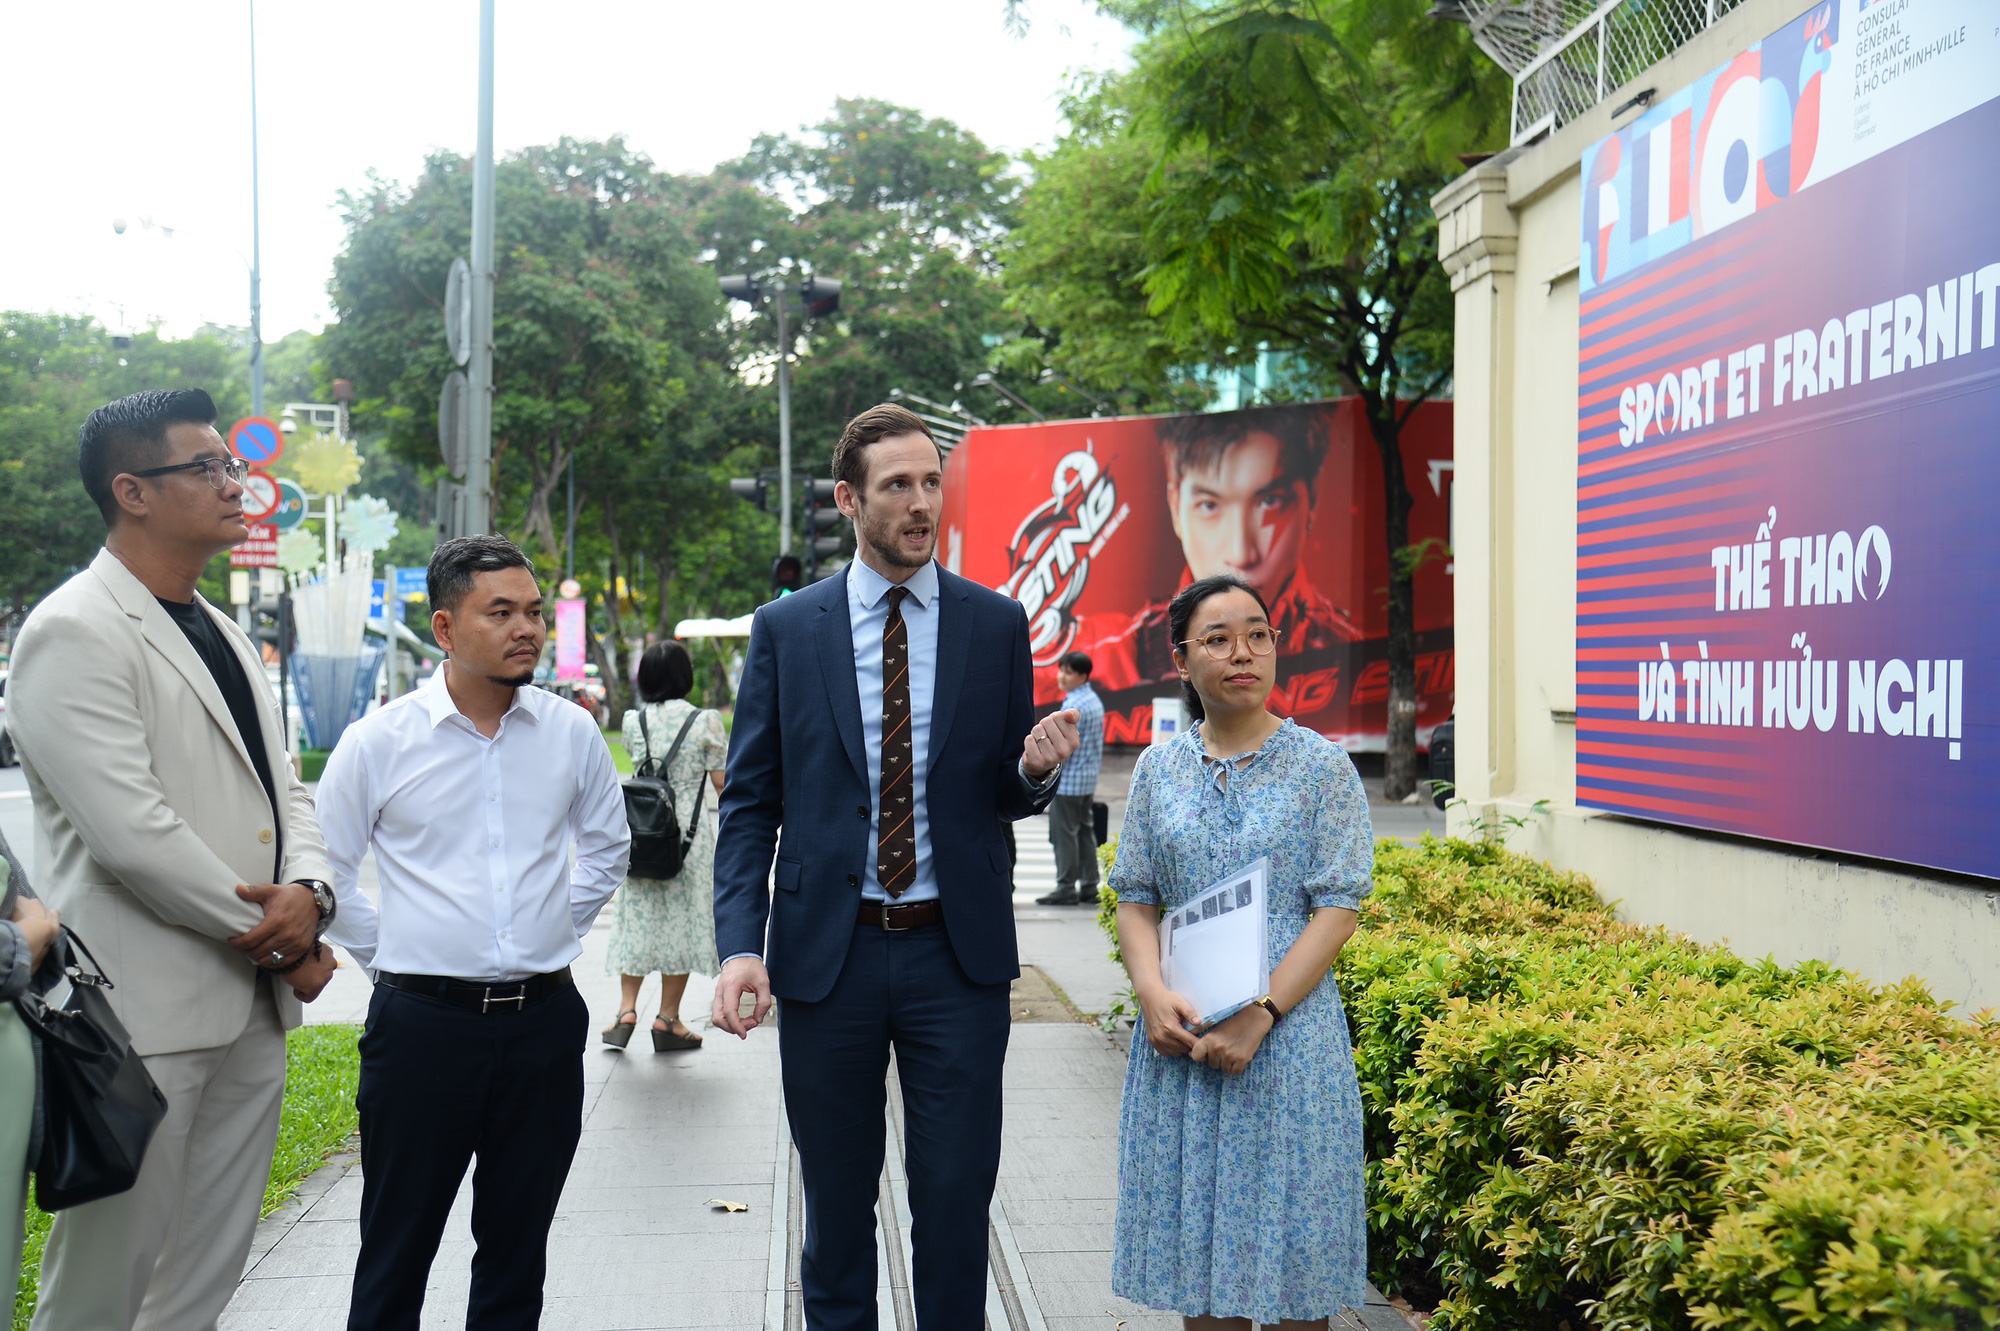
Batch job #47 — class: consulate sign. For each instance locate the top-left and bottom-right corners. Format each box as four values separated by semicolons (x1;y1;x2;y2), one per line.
1575;0;1998;876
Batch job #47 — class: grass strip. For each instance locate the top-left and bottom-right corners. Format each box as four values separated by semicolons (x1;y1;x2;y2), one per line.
14;1022;361;1331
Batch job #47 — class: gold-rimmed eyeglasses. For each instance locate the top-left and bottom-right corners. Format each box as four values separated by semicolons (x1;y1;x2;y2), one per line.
1176;627;1281;661
128;456;251;491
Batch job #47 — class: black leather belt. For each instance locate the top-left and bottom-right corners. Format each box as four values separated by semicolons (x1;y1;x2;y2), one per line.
376;967;574;1014
857;900;943;932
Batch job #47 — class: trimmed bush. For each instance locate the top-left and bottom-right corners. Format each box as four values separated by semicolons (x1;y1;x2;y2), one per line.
1096;833;2000;1330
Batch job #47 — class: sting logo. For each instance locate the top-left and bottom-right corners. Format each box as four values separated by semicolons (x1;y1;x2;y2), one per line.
1002;447;1127;666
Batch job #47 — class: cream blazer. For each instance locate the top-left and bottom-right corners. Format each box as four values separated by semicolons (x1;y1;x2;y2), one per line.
9;548;333;1055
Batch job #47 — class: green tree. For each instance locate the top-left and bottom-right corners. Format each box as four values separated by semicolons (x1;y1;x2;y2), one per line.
320;137;756;720
0;315;255;628
1009;0;1506;797
707;99;1059;458
1003;75;1215;414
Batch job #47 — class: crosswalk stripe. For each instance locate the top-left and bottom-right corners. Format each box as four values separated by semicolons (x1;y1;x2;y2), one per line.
1009;814;1061;902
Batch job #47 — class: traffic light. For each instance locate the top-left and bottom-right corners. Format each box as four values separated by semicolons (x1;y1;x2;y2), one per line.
719;274;763;305
729;475;770;512
770;554;803;596
802;477;844;581
801;275;842;319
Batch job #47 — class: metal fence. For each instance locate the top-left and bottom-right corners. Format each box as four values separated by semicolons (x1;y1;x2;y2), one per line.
1435;0;1747;144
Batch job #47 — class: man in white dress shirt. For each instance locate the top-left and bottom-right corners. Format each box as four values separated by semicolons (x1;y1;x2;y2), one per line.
317;535;629;1331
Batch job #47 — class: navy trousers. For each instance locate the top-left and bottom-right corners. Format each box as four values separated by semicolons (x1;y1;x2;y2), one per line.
779;921;1012;1331
347;982;588;1331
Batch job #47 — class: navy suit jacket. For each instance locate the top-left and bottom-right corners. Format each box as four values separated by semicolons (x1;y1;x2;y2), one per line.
713;565;1050;1002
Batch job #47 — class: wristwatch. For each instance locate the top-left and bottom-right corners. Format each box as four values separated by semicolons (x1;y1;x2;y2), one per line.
295;879;337;936
1252;995;1283;1025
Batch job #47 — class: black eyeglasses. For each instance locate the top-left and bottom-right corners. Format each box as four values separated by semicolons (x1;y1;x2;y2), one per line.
128;456;251;490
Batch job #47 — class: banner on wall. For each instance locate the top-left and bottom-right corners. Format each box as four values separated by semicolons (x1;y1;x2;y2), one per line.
939;400;1454;751
1575;0;1999;877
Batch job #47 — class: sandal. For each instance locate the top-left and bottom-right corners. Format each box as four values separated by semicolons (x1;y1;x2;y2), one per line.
601;1009;639;1049
652;1016;703;1052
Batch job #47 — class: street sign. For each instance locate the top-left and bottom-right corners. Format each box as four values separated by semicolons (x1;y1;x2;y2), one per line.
394;567;428;603
270;477;308;531
438;370;469;479
445;257;473;367
558;578;582;599
230;523;278;568
229;416;284;467
240;471;281;522
369;580;387;620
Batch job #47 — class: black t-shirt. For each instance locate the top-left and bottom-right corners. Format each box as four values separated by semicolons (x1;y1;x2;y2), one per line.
156;598;281;872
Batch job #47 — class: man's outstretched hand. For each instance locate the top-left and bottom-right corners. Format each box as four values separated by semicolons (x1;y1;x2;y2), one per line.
1022;708;1082;780
712;955;773;1039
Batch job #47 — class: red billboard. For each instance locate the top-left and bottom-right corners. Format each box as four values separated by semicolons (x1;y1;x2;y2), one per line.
939;400;1454;750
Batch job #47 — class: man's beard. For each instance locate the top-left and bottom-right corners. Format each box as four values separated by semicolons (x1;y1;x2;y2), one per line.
487;670;536;688
858;500;935;570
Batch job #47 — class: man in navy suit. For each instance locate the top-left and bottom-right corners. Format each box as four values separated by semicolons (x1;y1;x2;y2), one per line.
713;403;1081;1329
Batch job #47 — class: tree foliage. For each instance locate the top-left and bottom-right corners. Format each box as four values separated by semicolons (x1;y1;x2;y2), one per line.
0;316;255;627
1008;0;1507;794
320;138;769;715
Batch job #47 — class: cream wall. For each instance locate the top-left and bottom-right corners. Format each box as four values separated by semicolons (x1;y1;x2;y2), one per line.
1431;0;2000;1014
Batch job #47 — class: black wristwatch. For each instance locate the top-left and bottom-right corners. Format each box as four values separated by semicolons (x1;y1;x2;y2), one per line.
295;880;336;936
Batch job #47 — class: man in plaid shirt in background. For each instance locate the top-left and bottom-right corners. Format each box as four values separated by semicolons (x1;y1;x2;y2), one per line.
1036;651;1106;906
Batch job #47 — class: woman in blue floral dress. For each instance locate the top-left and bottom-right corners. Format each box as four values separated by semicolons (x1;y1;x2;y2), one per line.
1110;573;1374;1329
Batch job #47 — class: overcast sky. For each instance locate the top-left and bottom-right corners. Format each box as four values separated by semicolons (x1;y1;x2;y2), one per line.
0;1;1131;343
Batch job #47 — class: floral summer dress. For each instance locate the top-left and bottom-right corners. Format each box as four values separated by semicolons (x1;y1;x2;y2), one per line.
605;700;727;977
1110;718;1374;1324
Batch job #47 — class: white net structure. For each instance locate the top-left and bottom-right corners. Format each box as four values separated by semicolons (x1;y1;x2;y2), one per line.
289;552;384;749
1433;0;1748;143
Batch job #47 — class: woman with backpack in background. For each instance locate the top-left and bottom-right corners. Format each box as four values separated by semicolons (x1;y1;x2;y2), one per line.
603;640;727;1052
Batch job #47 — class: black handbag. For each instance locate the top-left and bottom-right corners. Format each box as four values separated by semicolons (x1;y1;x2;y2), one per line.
622;706;707;880
16;926;169;1211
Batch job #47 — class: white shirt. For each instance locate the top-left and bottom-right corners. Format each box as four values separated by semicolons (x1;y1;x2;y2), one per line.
848;557;942;904
318;664;630;981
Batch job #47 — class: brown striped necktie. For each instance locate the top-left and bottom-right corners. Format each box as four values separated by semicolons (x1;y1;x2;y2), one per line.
877;586;916;898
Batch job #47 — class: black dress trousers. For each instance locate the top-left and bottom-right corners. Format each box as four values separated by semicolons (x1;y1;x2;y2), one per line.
779;921;1012;1331
346;982;589;1331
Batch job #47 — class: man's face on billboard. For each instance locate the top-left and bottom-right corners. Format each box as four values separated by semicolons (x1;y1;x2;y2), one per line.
1166;431;1309;600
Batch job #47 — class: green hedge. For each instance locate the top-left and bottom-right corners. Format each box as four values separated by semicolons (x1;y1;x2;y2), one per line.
1098;835;2000;1330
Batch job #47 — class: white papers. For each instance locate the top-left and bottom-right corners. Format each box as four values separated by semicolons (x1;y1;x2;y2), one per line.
1158;857;1270;1029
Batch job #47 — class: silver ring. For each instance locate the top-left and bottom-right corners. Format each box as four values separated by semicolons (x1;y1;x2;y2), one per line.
269;951;284;964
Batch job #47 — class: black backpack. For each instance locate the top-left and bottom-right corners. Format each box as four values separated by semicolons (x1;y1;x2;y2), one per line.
621;706;707;879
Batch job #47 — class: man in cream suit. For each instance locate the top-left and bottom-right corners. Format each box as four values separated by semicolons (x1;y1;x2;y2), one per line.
10;389;338;1331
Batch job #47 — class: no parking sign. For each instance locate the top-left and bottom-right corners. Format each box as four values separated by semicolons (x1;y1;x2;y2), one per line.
228;416;285;468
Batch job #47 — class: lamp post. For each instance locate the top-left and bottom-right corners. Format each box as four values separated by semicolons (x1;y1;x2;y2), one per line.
248;0;263;414
464;0;497;536
970;371;1046;421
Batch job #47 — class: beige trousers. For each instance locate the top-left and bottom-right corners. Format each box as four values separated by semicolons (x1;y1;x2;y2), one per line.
30;981;284;1331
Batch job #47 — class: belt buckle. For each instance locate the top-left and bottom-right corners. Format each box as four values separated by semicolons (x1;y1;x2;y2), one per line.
880;906;912;933
481;984;528;1013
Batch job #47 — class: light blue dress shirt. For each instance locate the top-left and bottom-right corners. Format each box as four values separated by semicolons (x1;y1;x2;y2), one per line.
721;557;1058;963
849;557;941;903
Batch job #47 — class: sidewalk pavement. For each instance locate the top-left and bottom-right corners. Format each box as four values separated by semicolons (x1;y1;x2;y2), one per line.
0;759;1424;1329
232;870;1408;1330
